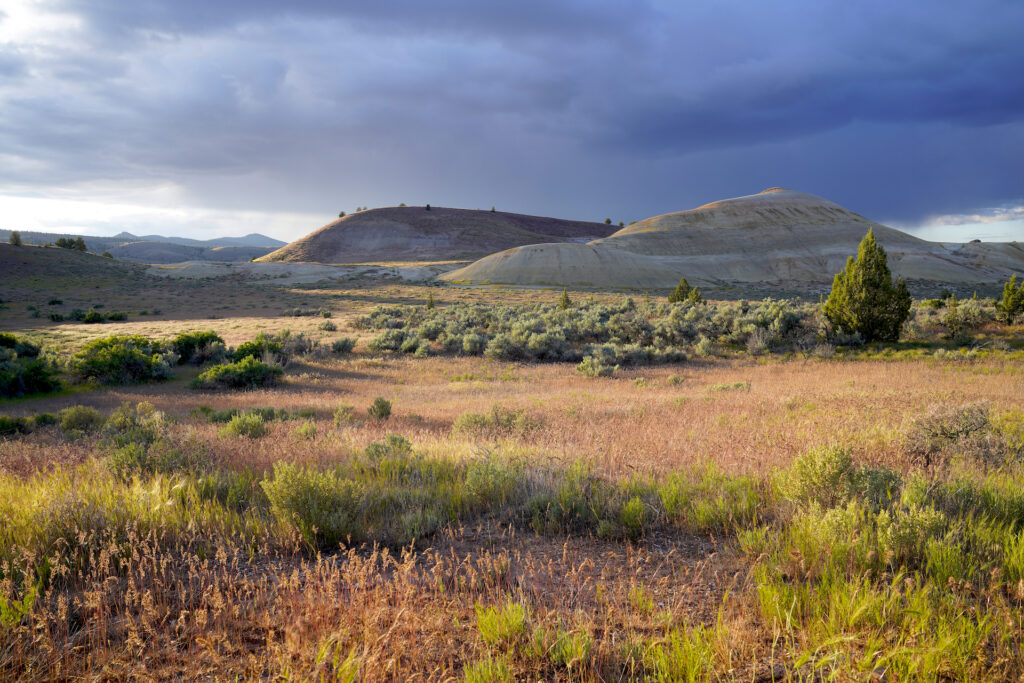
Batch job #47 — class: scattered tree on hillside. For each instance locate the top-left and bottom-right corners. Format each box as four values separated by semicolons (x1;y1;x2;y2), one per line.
399;203;407;207
618;221;624;227
74;237;87;251
426;204;431;211
8;231;22;246
823;229;912;342
491;206;496;212
559;288;571;310
338;211;346;218
604;218;611;225
426;291;435;309
997;274;1023;324
101;251;113;259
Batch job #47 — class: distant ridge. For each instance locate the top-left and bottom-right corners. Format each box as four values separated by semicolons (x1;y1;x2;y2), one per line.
442;189;1024;288
257;206;617;263
0;229;285;263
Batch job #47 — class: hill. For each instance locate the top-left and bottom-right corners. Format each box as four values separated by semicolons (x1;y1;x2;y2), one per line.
0;242;147;295
441;189;1024;289
257;206;617;263
0;229;283;262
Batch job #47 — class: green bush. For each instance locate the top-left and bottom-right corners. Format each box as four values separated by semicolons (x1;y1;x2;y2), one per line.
82;310;104;324
576;355;615;377
58;405;104;437
219;413;268;439
291;420;317;441
71;334;175;385
0;334;60;398
232;333;283;362
0;415;32;436
172;330;225;364
476;599;529;647
190;356;282;391
368;397;391;421
453;405;538;438
331;337;357;354
333;405;356;427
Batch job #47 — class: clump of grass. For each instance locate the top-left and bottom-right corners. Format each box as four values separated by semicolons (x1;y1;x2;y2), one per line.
476;599;529;648
333;405;356;427
706;380;750;392
452;405;539;438
291;420;317;441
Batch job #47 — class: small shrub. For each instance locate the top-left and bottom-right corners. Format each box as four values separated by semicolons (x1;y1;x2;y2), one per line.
58;405;104;436
190;356;283;391
331;337;357;354
368;397;392;421
292;420;317;441
105;311;127;322
453;405;538;438
232;333;283;362
333;405;356;427
576;355;615;378
780;445;855;509
319;321;337;331
0;415;32;436
0;334;60;398
219;413;268;439
172;330;225;364
82;310;104;324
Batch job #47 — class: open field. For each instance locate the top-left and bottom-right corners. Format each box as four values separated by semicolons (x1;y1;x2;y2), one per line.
2;266;1024;680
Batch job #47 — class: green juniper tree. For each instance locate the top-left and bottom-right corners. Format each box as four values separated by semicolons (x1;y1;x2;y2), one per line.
558;288;571;310
997;275;1023;324
823;229;912;342
668;277;691;303
8;231;22;246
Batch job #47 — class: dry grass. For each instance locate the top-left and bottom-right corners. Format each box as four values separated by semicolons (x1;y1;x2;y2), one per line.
2;276;1024;680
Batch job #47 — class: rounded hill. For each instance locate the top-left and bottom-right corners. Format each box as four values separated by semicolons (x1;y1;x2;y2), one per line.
442;189;1024;288
257;206;617;264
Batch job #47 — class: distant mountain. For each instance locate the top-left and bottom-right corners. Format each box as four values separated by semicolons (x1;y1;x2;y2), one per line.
0;229;284;263
258;206;617;263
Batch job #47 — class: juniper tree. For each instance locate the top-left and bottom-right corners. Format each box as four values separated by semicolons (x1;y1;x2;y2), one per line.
823;229;912;342
8;231;21;246
558;288;571;310
668;277;691;303
997;275;1023;324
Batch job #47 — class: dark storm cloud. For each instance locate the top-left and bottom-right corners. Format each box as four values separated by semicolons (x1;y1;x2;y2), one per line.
2;0;1023;234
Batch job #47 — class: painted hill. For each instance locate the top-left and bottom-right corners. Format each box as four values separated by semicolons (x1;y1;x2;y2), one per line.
257;206;617;263
441;189;1024;288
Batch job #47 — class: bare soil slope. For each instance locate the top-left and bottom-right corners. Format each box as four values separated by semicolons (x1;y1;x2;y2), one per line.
258;206;616;263
442;189;1024;288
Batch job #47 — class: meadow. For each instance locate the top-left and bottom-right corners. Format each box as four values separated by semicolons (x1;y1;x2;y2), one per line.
1;270;1024;680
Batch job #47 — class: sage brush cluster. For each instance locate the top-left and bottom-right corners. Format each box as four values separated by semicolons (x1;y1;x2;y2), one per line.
355;298;815;363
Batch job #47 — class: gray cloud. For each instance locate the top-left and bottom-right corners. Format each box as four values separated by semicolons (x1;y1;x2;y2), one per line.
1;0;1023;237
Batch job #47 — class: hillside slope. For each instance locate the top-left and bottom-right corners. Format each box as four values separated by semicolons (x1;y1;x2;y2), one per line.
442;189;1024;288
257;206;617;263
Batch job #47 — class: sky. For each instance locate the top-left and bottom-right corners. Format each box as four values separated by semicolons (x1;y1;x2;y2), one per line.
1;0;1022;243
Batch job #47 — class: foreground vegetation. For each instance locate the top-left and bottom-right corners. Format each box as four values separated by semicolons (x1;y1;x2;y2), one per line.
1;261;1022;679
